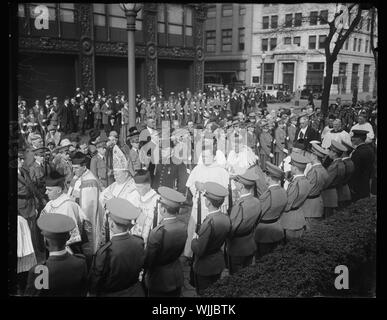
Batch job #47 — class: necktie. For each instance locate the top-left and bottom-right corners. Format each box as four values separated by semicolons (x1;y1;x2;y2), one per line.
299;131;304;140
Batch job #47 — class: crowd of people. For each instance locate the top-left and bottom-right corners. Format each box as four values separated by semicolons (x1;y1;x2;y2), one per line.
16;85;377;297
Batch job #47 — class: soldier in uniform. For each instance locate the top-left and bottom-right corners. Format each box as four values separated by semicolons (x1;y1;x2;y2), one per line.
226;168;261;275
255;162;287;259
303;143;329;227
191;182;231;295
144;187;188;297
25;214;88;296
321;140;346;218
88;198;145;297
258;120;274;170
90;137;109;188
29;146;49;206
274;119;288;166
339;141;355;207
280;153;313;240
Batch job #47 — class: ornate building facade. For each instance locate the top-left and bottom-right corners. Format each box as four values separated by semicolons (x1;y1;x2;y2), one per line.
17;3;206;101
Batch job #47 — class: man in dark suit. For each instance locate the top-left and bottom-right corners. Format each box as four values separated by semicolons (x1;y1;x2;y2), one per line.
191;182;231;295
144;187;188;297
24;214;88;296
230;91;241;116
294;114;320;150
57;97;73;134
348;130;375;202
88;198;145;297
226;167;261;275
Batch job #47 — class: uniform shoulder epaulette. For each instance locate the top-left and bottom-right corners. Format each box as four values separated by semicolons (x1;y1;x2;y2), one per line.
73;253;86;259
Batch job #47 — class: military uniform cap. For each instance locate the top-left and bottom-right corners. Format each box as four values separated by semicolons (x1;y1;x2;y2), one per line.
128;126;140;138
94;137;108;148
310;143;329;158
248;112;256;118
265;161;285;180
290;152;310;168
330;140;347;153
309;140;321;145
352;129;368;138
341;140;354;152
45;171;65;187
297;111;308;119
71;151;87;165
203;182;228;201
106;198;140;225
109;131;118;138
37;214;75;239
158;186;186;209
33;146;49;155
234;167;259;186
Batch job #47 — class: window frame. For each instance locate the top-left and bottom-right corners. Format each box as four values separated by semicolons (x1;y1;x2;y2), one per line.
284;37;291;45
271;15;278;29
262;16;269;29
270;37;277;50
205;30;216;53
318;35;327;49
308;35;317;49
310;11;318;25
222;4;233;17
285;13;293;28
294;12;302;27
293;36;301;46
221;28;233;52
238;27;245;51
319;10;328;25
262;38;268;51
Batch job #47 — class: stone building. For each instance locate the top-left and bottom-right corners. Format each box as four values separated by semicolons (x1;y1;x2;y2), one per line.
17;3;206;102
203;3;253;87
250;3;377;96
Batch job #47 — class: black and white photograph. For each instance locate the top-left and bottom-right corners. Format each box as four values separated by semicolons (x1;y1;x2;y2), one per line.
9;2;378;302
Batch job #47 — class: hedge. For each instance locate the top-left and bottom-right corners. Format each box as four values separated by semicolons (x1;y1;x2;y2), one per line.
204;197;376;297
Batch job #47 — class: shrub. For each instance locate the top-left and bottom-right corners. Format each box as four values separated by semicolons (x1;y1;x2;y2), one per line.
203;198;376;297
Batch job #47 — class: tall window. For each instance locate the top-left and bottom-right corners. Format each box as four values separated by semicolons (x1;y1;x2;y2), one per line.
270;38;277;50
239;5;246;15
221;29;232;51
353;38;357;51
262;38;268;51
207;5;216;18
285;14;293;27
338;63;347;94
310;11;318;25
206;31;216;52
185;7;193;36
358;39;362;52
157;5;165;33
222;4;233;17
318;35;327;49
320;10;328;24
93;3;106;26
59;3;75;23
263;63;275;84
294;36;301;46
271;15;278;29
345;38;349;50
363;65;370;92
367;18;371;31
365;39;369;53
351;63;359;92
284;37;291;45
309;35;316;49
167;4;183;35
295;12;302;27
263;16;269;29
238;28;245;50
358;18;363;30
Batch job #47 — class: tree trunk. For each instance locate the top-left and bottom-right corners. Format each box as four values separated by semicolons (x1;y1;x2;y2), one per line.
321;59;335;118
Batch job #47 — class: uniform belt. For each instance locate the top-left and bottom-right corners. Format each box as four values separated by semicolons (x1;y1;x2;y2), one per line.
285;206;300;213
260;217;280;224
307;193;321;199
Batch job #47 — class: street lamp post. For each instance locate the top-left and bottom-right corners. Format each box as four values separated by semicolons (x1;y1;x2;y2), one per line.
120;3;143;127
261;52;266;87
